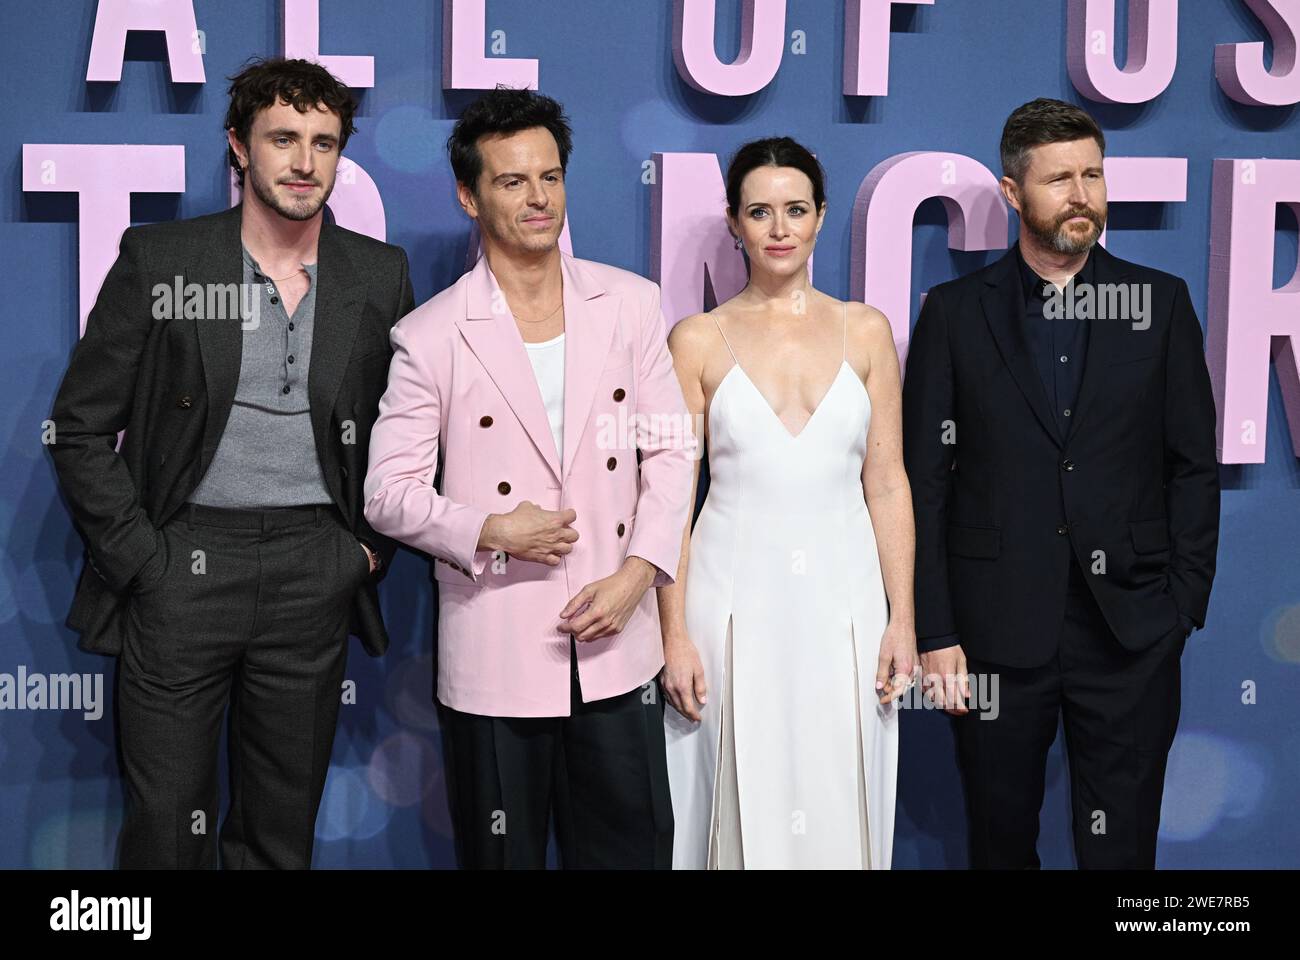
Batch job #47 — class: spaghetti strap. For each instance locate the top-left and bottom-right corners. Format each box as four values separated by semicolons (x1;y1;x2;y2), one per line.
712;314;740;365
842;301;849;363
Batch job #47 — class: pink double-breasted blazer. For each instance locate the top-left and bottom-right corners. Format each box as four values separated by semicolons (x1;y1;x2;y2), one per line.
363;252;696;717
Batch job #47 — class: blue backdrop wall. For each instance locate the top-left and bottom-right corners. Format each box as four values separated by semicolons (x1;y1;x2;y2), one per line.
1;0;1297;868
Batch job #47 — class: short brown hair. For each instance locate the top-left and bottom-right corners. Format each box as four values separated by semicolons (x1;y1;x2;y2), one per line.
1000;98;1106;184
224;57;357;185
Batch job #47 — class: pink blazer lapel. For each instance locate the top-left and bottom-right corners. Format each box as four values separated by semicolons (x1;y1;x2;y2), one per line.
559;254;617;480
455;256;562;482
455;252;619;485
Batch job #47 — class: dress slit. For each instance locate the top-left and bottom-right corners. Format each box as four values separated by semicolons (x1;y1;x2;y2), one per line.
707;614;743;869
850;615;872;869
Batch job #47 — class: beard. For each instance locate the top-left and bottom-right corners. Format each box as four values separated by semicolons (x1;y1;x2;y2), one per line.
247;161;332;222
1022;196;1106;255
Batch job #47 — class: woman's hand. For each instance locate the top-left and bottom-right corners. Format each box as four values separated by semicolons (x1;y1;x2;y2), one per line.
661;636;708;722
875;620;918;705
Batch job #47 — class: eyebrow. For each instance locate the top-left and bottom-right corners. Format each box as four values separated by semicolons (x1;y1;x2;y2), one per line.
265;128;339;143
745;199;811;208
1042;166;1103;179
492;167;564;182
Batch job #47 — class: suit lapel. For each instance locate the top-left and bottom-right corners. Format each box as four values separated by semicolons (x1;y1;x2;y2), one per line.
456;256;564;483
190;206;363;494
307;221;364;500
559;255;616;480
1064;244;1135;441
190;206;243;473
981;249;1062;447
455;252;615;485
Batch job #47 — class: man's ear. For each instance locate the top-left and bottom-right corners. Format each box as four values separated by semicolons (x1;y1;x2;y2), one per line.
226;128;246;169
456;181;479;220
999;175;1022;214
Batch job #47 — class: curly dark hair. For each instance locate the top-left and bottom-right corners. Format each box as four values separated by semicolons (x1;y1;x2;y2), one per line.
724;136;827;218
224;57;357;186
447;87;573;194
1000;98;1106;184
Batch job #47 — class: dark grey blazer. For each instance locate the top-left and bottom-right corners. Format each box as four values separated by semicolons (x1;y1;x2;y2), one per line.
48;204;414;657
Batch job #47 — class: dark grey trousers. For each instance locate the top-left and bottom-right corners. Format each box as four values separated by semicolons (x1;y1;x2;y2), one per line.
117;502;368;869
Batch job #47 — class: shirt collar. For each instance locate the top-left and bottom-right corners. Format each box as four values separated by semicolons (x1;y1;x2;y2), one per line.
241;244;317;282
1016;242;1095;308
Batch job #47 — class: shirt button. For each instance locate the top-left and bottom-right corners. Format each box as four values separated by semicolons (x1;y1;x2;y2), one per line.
1063;408;1072;417
177;395;192;409
497;481;511;495
479;415;493;428
1062;460;1075;472
606;457;617;471
287;355;295;364
613;388;626;402
1059;355;1069;363
281;385;290;395
616;522;626;537
1057;524;1069;535
288;322;295;331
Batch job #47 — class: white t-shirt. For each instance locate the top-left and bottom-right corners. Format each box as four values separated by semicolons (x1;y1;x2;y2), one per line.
523;332;565;465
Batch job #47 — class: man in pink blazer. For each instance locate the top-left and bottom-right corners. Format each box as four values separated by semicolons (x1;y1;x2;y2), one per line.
363;89;696;868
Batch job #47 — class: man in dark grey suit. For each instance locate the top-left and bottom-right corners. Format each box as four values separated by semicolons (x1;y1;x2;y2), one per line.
47;58;413;868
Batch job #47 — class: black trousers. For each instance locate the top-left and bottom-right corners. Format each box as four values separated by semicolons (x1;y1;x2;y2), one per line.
955;554;1186;869
117;502;367;869
442;640;674;869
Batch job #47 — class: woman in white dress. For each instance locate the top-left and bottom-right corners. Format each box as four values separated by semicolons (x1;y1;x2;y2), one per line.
659;138;918;869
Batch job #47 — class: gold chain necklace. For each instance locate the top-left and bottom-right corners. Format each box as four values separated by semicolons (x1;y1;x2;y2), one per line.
512;301;564;324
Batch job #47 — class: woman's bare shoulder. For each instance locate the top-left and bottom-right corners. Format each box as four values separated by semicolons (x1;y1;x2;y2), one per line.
844;300;896;348
667;311;724;362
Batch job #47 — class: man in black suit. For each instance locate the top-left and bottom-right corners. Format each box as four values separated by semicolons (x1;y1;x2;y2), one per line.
902;98;1219;869
47;58;413;868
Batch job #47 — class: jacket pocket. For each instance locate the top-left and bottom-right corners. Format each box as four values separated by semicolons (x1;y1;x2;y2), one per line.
1109;351;1157;366
947;523;1001;559
132;527;170;594
1129;518;1170;554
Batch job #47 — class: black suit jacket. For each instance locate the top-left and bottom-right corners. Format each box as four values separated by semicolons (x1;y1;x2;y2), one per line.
49;204;414;658
902;244;1219;667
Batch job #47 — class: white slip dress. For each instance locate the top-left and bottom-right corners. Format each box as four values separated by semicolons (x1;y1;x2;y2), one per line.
665;303;899;869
